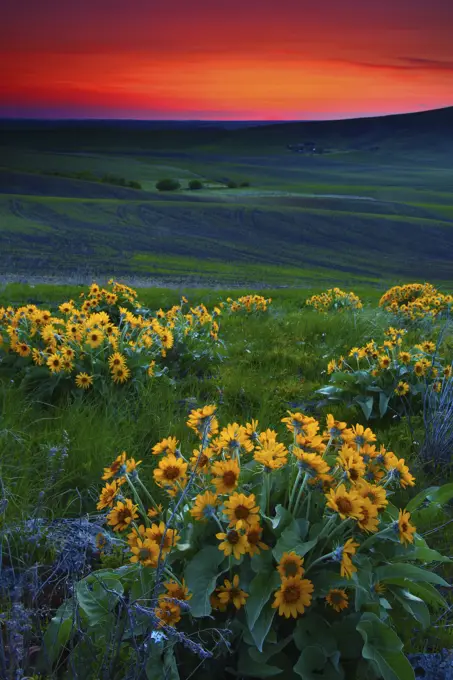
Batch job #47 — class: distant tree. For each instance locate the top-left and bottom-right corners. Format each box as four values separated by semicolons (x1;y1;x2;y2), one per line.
128;180;142;190
227;180;238;189
188;179;203;190
156;178;181;192
239;181;250;187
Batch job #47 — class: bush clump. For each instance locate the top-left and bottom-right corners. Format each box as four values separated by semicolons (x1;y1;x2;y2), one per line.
155;178;181;192
188;179;203;190
306;287;363;313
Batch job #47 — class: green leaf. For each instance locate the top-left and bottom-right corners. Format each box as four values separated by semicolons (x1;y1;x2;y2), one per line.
356;612;415;680
384;579;447;610
294;614;337;656
41;600;75;666
248;601;276;653
331;613;364;660
427;483;453;506
399;546;451;564
271;504;294;534
406;486;439;513
379;392;391;418
272;523;318;562
249;633;292;663
354;395;374;420
294;645;344;680
250;548;274;573
375;563;449;587
184;546;226;617
236;646;282;677
246;570;280;632
76;575;124;627
391;589;430;629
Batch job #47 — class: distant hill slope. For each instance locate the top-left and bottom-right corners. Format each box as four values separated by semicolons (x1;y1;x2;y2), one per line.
1;106;452;153
1;107;452;286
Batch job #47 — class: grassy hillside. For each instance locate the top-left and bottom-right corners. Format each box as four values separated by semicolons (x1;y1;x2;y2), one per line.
1;107;453;286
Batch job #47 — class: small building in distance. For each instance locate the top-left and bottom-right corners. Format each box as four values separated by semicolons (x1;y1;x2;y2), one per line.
287;142;325;154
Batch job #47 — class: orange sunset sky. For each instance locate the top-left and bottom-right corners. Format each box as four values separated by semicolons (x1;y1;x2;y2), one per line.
1;0;453;119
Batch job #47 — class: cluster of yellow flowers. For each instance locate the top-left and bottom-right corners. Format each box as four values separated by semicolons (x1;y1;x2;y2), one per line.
306;287;363;313
328;326;451;395
379;283;452;320
97;406;417;626
0;281;223;391
226;294;271;312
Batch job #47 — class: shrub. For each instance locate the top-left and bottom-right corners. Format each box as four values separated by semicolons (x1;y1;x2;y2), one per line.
128;180;142;190
43;407;452;678
420;364;453;465
226;294;272;312
379;283;452;321
239;181;250;187
318;326;452;420
155;178;181;191
0;281;225;400
227;180;238;189
306;288;363;313
188;179;203;190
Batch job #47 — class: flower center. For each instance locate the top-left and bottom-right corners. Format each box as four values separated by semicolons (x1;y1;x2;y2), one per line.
337;497;352;513
283;584;301;603
247;530;260;545
227;530;239;545
284;562;299;577
223;471;237;486
234;505;250;520
164;466;181;480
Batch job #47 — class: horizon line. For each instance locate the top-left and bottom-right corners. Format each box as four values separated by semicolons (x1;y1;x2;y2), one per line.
0;104;452;125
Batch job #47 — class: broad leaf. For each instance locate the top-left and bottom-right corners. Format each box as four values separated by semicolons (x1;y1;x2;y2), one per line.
427;483;453;506
246;570;280;632
184;546;226;617
272;523;318;562
294;614;337;656
375;563;449;587
294;645;344;680
354;395;374;420
248;601;277;653
76;575;123;627
391;589;430;629
236;646;282;677
379;392;391;418
357;612;415;680
406;486;439;513
399;546;451;564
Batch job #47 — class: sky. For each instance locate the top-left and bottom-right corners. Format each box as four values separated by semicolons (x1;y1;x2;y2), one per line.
1;0;453;120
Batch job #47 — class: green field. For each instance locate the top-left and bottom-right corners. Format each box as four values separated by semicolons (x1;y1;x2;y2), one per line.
1;108;453;287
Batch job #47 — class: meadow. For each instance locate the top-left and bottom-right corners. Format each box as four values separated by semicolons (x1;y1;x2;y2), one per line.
1;110;453;679
0;279;452;680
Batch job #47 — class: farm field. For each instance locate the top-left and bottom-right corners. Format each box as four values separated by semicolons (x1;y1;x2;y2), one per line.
1;107;453;286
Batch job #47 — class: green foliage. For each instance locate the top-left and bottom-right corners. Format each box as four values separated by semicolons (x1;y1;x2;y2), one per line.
39;404;452;679
318;326;452;420
188;179;203;190
155;178;181;191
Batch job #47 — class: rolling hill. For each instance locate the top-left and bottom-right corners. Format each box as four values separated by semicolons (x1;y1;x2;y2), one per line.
1;107;452;286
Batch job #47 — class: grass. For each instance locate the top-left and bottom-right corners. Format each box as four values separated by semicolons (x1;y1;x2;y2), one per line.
0;284;434;522
1;282;453;678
